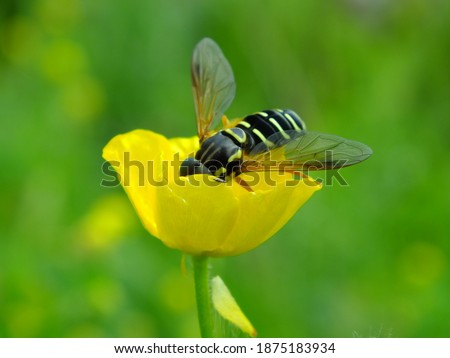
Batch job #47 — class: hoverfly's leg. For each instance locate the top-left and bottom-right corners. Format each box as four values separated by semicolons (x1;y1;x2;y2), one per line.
284;170;322;185
284;170;307;180
234;176;254;192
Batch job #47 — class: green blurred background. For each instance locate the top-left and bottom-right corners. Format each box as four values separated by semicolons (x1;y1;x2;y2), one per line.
1;0;449;337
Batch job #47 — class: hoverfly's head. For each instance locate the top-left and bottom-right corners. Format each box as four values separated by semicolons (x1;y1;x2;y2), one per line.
179;157;212;177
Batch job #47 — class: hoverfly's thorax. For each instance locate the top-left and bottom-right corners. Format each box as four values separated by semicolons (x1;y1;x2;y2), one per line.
222;127;254;150
195;132;243;179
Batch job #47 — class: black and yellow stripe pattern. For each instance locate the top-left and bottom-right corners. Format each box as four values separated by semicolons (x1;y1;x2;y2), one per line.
236;109;306;153
194;128;245;180
190;109;305;180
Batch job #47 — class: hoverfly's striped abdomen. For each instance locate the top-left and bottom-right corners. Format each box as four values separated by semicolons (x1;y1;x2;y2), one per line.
182;109;306;180
237;109;306;154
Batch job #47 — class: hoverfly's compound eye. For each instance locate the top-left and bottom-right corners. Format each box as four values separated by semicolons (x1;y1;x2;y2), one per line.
179;157;212;177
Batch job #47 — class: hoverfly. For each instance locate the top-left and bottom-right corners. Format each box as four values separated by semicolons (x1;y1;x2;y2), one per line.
180;38;372;188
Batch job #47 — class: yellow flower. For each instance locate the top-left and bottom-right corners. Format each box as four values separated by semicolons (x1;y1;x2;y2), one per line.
102;129;321;257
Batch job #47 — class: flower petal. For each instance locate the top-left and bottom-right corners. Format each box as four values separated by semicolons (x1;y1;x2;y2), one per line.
102;130;198;239
103;129;322;257
218;172;321;256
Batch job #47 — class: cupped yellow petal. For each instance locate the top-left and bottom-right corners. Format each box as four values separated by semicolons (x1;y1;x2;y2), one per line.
217;172;321;256
102;130;321;257
103;130;197;239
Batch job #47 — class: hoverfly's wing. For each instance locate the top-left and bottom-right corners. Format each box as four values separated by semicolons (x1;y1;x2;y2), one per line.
242;130;373;172
191;38;236;142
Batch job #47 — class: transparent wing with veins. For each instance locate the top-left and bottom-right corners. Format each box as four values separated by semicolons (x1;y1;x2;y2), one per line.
191;38;236;142
241;130;373;172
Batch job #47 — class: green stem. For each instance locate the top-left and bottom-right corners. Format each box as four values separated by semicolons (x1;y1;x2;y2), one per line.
192;256;214;338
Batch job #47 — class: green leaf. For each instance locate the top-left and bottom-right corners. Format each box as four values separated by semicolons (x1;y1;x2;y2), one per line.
211;276;257;337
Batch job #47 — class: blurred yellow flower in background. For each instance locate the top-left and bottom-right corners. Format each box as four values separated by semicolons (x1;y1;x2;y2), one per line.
103;129;321;257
